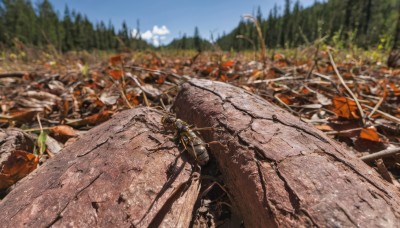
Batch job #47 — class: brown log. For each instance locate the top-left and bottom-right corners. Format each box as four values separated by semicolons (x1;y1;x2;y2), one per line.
173;79;400;227
0;107;199;227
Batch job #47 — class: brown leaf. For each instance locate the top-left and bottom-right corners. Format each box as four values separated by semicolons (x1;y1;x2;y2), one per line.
277;94;293;105
99;84;120;105
389;82;400;96
109;55;123;66
50;125;78;137
332;96;359;119
0;109;39;123
220;60;234;71
220;74;229;82
108;69;123;80
67;110;114;127
360;127;381;142
0;150;39;190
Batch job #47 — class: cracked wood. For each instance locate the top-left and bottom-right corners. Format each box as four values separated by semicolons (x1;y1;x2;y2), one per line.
173;79;400;228
0;108;198;227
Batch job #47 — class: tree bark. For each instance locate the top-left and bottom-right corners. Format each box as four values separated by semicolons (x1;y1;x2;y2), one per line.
173;79;400;228
0;107;199;227
2;80;400;227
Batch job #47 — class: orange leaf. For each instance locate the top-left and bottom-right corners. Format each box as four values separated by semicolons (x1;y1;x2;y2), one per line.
108;69;123;80
156;75;165;84
389;82;400;96
220;74;228;82
0;150;39;190
277;94;293;105
360;127;381;142
50;125;78;137
220;60;234;70
109;55;122;66
327;64;334;72
206;66;215;74
332;96;359;119
301;87;311;95
275;59;288;68
67;110;114;127
84;110;114;125
274;53;284;60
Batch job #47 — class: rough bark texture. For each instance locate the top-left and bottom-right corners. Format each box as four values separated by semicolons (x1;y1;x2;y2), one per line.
0;107;199;227
173;79;400;228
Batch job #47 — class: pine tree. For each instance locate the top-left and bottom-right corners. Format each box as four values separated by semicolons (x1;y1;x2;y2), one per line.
119;20;130;48
193;26;201;51
37;0;59;48
62;6;74;51
1;0;37;46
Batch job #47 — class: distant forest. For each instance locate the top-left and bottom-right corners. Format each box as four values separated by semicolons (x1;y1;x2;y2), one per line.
216;0;400;51
0;0;399;52
0;0;151;52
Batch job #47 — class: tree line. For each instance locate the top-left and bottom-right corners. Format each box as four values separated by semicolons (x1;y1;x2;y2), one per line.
216;0;399;51
1;0;399;52
0;0;150;52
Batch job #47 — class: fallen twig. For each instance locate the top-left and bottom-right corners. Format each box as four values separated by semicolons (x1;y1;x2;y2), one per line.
248;76;304;85
127;74;151;107
328;48;366;127
367;96;385;119
361;148;400;162
0;72;27;78
363;104;400;125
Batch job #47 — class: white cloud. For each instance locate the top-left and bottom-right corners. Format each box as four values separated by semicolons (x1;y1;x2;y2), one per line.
152;25;170;36
139;25;170;46
141;30;153;40
131;29;139;38
152;37;160;47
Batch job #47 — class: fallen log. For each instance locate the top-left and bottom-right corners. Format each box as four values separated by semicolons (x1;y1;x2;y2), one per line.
0;107;199;227
173;79;400;227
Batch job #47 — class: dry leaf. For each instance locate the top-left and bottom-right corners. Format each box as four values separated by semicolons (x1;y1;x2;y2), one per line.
0;150;39;190
332;96;359;119
67;110;114;127
360;127;381;142
277;94;293;105
50;125;78;137
220;60;234;70
315;125;334;131
108;69;123;80
99;84;120;105
110;55;123;66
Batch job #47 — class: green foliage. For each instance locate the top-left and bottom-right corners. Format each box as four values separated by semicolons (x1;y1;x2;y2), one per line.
193;26;201;51
35;131;47;156
0;0;152;51
216;0;399;51
167;34;213;50
1;0;398;52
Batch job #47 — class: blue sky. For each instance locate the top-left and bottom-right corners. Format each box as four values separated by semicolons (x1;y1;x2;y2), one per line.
48;0;316;46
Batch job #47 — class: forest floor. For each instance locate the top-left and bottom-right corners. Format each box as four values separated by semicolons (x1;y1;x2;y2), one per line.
0;47;399;198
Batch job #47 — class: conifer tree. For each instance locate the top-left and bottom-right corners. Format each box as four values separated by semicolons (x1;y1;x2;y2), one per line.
194;26;201;51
